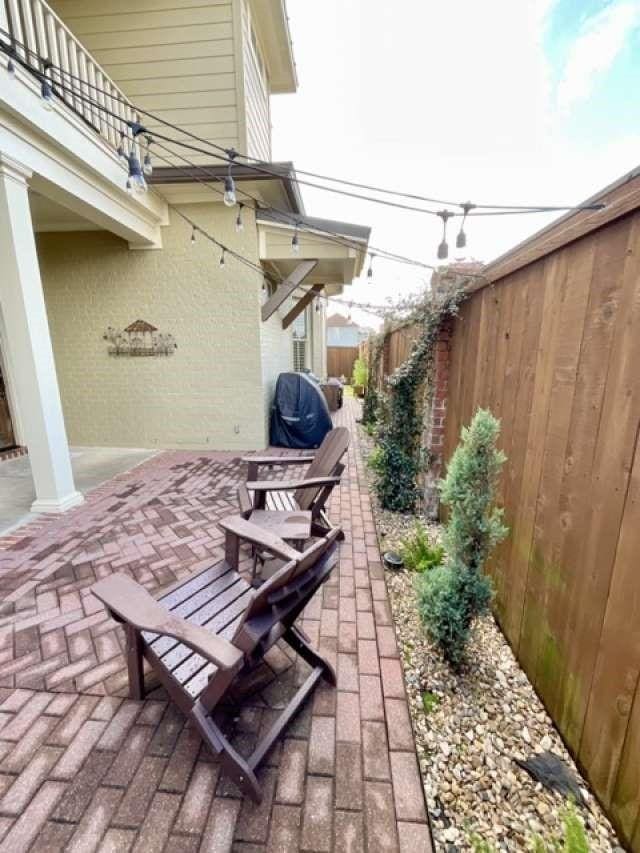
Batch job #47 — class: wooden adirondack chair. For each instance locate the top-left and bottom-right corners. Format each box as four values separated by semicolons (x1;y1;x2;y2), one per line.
238;426;349;540
91;515;340;803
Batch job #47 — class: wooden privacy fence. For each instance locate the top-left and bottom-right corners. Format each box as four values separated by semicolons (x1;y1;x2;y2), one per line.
442;177;640;849
327;346;359;380
360;322;422;388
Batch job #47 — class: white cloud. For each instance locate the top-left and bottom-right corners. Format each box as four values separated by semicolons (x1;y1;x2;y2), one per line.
557;1;639;111
271;1;640;329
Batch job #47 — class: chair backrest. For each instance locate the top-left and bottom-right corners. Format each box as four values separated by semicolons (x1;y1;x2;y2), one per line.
232;528;341;644
294;427;350;510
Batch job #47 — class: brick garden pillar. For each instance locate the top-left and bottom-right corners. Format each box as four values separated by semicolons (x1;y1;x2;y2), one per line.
422;317;453;518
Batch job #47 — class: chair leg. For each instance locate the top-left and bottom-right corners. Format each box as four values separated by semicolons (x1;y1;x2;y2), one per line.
125;625;145;700
283;625;337;686
191;700;262;803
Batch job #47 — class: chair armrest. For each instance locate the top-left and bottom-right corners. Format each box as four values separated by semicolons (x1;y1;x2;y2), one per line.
247;476;341;493
92;575;243;670
241;455;315;466
217;515;301;562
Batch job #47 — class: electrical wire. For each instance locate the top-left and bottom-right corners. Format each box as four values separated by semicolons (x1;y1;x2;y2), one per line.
0;28;605;217
0;42;460;274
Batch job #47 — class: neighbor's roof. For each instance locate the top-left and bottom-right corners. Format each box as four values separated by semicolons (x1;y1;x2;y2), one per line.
327;314;360;327
477;164;640;290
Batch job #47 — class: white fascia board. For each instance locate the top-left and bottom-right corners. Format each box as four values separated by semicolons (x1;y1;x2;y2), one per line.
0;69;167;246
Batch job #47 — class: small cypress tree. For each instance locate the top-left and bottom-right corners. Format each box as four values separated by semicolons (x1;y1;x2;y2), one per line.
418;408;507;666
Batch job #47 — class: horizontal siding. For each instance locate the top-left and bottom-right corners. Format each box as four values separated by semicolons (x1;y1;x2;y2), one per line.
50;0;240;158
242;0;270;160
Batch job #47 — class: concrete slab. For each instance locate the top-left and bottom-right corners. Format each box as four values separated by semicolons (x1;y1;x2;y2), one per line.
0;446;157;536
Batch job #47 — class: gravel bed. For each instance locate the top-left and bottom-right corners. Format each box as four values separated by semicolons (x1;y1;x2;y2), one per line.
358;424;622;851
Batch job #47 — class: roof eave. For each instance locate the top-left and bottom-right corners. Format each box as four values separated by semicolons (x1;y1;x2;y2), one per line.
249;0;298;94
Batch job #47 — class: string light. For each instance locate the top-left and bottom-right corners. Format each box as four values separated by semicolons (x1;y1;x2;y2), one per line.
143;136;153;176
366;253;375;279
437;210;453;259
235;204;244;233
291;226;300;255
456;202;474;249
126;152;147;194
0;30;608;224
190;225;197;245
40;76;54;110
223;149;237;207
6;46;16;77
117;132;127;160
219;248;226;267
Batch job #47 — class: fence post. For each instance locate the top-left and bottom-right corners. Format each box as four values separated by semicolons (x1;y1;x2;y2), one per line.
422;316;453;518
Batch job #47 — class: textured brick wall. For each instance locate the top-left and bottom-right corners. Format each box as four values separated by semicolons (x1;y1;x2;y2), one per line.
422;318;452;518
38;204;272;451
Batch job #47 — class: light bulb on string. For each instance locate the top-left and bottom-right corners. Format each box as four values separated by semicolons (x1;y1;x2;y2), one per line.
366;253;375;280
143;136;153;176
437;210;453;260
223;149;238;207
190;226;197;245
456;202;474;249
235;204;244;233
40;77;54;110
126;152;147;194
219;248;226;268
291;227;300;255
117;132;127;160
6;47;16;78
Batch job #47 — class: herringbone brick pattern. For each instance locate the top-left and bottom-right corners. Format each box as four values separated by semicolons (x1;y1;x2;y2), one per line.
0;399;431;851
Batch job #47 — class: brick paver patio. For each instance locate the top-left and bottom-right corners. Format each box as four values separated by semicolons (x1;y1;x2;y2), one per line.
0;399;431;852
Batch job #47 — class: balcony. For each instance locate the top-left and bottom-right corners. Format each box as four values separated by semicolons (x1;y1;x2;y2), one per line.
0;0;167;247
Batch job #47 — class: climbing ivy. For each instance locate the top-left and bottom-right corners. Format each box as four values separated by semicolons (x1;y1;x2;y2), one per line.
361;334;384;426
372;277;467;512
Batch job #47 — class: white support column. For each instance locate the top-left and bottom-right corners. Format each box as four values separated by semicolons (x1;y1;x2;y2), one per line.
0;155;83;513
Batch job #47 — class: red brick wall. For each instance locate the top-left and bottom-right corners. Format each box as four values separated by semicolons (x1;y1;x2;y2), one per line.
422;318;452;517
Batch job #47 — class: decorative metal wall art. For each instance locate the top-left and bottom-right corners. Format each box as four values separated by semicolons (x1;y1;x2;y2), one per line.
103;320;177;357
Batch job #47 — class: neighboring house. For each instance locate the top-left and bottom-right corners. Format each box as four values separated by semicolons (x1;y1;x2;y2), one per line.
326;313;370;347
0;0;370;513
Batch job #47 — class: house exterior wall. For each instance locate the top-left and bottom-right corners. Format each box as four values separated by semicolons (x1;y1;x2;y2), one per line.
241;0;271;160
327;324;363;347
259;291;293;435
37;203;270;450
51;0;243;158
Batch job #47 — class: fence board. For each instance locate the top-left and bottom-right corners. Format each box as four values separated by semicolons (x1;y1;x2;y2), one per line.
327;346;359;380
443;207;640;850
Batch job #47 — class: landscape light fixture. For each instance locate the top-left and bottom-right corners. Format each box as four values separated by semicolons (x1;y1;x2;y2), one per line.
456;202;474;249
437;210;453;260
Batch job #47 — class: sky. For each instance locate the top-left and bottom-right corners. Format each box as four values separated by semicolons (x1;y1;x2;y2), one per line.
270;0;640;327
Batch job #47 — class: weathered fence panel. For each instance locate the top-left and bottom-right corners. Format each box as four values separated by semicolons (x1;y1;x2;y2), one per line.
327;346;359;380
443;206;640;849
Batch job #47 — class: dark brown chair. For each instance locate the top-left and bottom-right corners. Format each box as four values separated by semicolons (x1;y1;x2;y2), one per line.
238;426;349;540
91;516;340;803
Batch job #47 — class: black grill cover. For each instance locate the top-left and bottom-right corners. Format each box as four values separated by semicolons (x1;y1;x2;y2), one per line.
270;372;333;449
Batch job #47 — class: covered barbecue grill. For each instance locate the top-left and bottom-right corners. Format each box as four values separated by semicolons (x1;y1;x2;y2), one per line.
270;372;333;449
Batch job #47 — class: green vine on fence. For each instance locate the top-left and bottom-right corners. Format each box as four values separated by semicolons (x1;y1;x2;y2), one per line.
362;334;384;426
372;278;468;512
